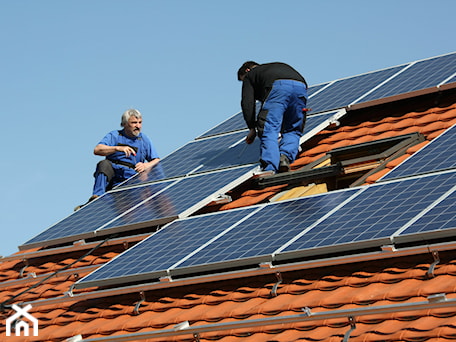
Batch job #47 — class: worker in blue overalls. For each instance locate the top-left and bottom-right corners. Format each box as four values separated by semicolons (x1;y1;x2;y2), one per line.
75;109;160;211
238;61;308;173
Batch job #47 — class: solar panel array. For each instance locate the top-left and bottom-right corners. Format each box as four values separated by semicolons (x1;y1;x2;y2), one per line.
22;52;456;290
21;165;254;249
74;52;456;288
77;169;456;288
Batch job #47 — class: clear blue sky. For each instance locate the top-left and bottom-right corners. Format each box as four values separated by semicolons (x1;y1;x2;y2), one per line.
1;0;454;256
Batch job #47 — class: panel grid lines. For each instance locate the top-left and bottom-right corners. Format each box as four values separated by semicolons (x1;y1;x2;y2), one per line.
395;183;456;239
281;171;456;256
382;123;456;180
174;189;359;269
77;208;258;285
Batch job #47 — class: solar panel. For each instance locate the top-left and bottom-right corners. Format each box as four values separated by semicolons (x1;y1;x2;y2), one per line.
393;181;456;243
21;179;177;249
382;123;456;181
173;188;359;275
358;52;456;103
307;65;405;114
76;207;258;288
276;171;456;260
197;102;262;139
100;165;254;233
307;82;331;98
197;112;246;139
197;137;260;172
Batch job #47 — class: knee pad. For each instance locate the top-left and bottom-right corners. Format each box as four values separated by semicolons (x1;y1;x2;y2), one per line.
95;159;115;182
256;108;269;137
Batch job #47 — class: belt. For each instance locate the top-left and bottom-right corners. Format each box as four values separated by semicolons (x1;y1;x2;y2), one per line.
110;160;136;169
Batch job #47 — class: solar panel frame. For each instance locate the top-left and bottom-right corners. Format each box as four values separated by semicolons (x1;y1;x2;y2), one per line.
358;52;456;104
170;188;360;276
393;179;456;244
76;206;259;288
276;171;456;261
307;64;406;114
381;123;456;181
20;178;178;249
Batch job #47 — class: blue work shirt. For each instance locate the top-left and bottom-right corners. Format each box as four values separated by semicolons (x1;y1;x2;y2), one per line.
99;129;159;167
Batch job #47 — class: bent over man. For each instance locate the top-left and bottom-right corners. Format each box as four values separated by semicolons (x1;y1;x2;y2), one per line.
237;61;308;173
75;109;160;210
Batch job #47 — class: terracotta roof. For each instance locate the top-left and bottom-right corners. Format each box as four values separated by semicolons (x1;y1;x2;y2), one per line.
1;80;456;341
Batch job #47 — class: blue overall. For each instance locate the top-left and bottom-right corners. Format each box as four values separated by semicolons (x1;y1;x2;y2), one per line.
259;80;308;171
92;130;159;196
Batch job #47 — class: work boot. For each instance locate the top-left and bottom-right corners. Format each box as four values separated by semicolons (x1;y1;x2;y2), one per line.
278;154;291;173
74;195;99;211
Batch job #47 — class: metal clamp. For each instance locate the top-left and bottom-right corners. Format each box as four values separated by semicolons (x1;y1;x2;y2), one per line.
342;316;356;342
134;291;146;315
427;250;440;278
270;271;283;297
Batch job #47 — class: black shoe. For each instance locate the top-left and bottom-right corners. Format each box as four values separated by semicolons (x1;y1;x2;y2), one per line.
278;154;290;173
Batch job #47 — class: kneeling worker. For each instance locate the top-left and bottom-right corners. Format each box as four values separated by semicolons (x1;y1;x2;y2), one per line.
75;108;160;210
237;61;308;173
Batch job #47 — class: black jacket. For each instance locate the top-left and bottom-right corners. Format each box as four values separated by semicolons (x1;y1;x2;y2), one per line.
241;62;307;129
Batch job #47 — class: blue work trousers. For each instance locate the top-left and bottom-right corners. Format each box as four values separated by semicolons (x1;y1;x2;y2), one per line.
92;161;136;196
258;80;307;171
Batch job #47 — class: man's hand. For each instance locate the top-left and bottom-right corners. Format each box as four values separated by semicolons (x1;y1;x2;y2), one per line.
245;128;256;144
116;145;136;157
135;162;147;173
135;158;160;173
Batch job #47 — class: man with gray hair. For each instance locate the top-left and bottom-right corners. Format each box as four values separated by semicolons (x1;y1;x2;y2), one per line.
75;109;160;210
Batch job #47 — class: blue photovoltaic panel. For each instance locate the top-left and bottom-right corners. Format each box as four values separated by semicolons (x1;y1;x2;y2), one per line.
102;166;254;231
278;171;456;259
21;179;176;248
305;110;340;132
197;112;246;139
120;130;249;187
198;102;261;139
197;138;260;172
174;188;359;271
307;82;331;98
395;184;456;240
382;124;456;181
307;65;405;114
360;53;456;103
76;207;257;287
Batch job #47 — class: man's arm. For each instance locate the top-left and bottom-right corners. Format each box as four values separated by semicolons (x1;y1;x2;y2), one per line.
94;144;137;157
241;80;256;129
